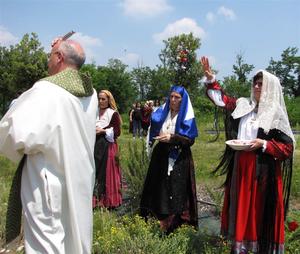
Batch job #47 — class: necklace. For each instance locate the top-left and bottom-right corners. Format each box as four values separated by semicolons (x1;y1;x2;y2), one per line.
165;112;177;132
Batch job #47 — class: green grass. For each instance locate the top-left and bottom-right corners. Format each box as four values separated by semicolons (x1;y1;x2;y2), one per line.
0;116;299;253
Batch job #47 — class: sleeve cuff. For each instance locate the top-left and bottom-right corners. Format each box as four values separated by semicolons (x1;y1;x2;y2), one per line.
105;127;114;143
262;140;267;152
203;75;216;84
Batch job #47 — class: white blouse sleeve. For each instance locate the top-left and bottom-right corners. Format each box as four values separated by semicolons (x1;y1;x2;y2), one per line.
207;89;225;107
105;127;114;143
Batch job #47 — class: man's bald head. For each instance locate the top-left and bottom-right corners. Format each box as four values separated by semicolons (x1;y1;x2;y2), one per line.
58;40;86;69
48;38;86;75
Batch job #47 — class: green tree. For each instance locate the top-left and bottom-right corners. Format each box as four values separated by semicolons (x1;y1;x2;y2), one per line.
80;63;107;90
158;33;203;100
82;59;137;113
131;66;152;100
222;76;249;98
267;47;300;97
285;96;300;126
232;53;255;83
104;59;137;113
147;66;172;101
222;53;254;98
0;33;48;115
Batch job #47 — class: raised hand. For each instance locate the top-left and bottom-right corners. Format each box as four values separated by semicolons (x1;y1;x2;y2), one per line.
200;56;214;81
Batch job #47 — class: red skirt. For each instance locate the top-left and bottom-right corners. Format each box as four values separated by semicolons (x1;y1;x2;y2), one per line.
221;151;284;253
93;143;122;208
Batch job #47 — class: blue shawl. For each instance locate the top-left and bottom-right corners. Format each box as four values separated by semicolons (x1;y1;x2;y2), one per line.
149;85;198;146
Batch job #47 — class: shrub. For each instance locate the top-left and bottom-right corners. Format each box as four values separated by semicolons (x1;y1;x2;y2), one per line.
285;96;300;127
92;210;231;254
121;141;149;214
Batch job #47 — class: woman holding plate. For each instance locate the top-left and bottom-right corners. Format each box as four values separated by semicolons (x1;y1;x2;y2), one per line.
140;85;198;233
201;57;295;254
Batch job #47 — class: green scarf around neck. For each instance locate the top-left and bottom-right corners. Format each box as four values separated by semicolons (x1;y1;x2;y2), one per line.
41;68;93;97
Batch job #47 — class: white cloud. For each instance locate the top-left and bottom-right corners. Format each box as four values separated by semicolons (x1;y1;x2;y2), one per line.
121;0;172;17
217;6;237;20
206;12;216;24
153;18;206;44
72;32;102;47
0;26;18;46
71;32;102;63
119;52;141;66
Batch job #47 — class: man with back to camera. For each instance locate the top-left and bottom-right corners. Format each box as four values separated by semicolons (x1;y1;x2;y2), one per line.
0;33;98;253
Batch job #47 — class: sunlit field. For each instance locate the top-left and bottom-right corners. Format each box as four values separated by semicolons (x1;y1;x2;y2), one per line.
1;114;299;253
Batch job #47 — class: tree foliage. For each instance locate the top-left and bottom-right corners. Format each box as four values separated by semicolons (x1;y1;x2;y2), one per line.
0;33;48;115
222;75;249;98
159;33;203;100
131;66;152;100
267;47;300;97
222;53;254;98
147;66;172;101
232;53;254;84
81;59;137;113
0;32;299;125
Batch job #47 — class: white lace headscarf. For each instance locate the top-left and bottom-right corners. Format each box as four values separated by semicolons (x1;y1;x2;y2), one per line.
253;70;295;144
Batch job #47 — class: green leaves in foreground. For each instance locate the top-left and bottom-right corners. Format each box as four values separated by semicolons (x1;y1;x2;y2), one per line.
92;210;230;254
121;141;149;214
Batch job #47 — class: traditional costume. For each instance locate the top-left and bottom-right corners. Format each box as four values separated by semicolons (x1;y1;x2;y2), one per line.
131;106;143;138
205;70;295;254
141;104;153;135
140;85;198;233
0;68;98;254
93;107;122;208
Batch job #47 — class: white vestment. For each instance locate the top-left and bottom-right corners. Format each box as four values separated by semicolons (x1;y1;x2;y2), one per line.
0;80;98;254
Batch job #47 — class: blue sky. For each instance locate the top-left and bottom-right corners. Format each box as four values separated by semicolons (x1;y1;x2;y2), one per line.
1;0;299;79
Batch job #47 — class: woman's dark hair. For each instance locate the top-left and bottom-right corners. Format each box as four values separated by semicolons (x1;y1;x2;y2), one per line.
253;71;263;83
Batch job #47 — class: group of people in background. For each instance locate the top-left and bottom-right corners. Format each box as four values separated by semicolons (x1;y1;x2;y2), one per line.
0;36;295;254
129;99;161;138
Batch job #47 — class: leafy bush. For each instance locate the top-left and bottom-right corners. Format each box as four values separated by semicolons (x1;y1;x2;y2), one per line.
285;96;300;127
92;210;230;254
121;141;149;214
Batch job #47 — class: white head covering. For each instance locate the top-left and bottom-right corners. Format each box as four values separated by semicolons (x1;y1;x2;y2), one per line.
232;70;295;144
255;70;295;143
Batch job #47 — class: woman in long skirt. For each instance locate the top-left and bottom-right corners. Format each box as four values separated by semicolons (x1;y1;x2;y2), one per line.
140;85;198;233
201;57;295;254
93;90;122;208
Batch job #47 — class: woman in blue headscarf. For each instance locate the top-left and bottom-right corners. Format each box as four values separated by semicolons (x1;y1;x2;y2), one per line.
140;85;198;233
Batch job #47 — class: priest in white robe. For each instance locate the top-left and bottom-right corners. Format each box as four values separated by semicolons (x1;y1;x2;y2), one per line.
0;37;98;254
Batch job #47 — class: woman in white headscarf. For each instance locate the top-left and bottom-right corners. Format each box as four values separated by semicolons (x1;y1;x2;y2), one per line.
201;57;295;254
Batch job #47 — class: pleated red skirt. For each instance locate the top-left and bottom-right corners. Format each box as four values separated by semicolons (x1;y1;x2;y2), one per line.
93;143;122;208
221;151;284;252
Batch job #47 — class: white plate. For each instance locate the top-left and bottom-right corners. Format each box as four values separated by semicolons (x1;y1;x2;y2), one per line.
225;139;252;151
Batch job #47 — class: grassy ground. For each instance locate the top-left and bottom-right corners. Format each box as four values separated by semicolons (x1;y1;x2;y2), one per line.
0;115;299;252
